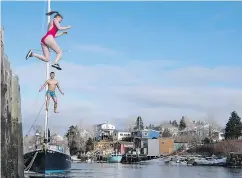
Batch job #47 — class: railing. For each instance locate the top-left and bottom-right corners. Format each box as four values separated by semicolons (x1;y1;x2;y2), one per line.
23;140;70;155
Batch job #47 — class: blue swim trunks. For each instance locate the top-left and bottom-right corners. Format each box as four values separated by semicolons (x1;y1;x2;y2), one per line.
46;90;56;97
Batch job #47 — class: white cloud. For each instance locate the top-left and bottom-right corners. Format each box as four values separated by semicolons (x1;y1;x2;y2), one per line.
14;59;242;135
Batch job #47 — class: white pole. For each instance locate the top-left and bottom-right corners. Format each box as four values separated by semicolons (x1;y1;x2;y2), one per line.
44;0;51;144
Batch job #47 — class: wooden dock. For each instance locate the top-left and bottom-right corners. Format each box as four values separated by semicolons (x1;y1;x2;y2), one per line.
121;154;148;164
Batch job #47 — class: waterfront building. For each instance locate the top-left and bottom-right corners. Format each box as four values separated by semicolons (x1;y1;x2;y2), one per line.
93;122;116;141
113;130;131;141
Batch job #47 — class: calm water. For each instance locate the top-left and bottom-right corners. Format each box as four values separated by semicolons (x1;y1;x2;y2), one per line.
25;162;242;178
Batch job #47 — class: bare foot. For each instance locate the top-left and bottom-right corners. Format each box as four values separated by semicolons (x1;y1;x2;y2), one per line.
54;110;59;113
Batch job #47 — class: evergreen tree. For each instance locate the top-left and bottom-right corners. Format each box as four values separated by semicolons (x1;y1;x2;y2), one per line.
146;124;155;129
133;116;144;130
85;137;94;153
162;128;172;137
65;125;80;155
153;126;162;131
179;116;186;131
172;120;178;127
225;111;242;140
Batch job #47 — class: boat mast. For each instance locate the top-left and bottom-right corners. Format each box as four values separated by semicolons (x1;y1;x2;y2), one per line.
44;0;51;144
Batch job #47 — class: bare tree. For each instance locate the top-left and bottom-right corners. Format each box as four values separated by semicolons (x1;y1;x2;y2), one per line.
204;115;222;130
124;116;136;131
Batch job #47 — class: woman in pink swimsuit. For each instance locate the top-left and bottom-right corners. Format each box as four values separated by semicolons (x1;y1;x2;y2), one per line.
26;11;71;70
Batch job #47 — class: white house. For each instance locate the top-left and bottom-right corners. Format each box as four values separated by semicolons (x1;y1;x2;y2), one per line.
113;130;131;141
160;123;179;136
93;122;116;140
179;124;210;139
211;131;225;142
178;123;225;142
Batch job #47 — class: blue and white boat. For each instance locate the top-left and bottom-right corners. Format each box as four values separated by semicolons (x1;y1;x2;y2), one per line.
107;153;123;163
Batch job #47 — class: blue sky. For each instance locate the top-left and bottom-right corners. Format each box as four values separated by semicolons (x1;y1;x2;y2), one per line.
2;2;242;135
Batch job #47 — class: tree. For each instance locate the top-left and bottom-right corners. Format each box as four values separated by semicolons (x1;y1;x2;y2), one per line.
133;116;144;130
172;120;178;127
179;116;186;131
162;128;172;138
85;137;94;153
225;111;242;140
153;126;162;131
65;125;81;155
203;137;212;144
146;124;155;129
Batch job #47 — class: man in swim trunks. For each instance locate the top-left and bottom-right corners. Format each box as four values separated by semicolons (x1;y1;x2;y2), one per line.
39;72;64;113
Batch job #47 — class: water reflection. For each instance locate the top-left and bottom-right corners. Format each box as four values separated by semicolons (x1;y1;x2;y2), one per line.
25;163;242;178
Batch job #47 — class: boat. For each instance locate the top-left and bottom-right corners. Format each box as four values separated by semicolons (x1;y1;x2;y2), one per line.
24;144;71;173
71;155;82;163
86;158;93;163
193;157;227;166
107;153;123;163
23;0;71;173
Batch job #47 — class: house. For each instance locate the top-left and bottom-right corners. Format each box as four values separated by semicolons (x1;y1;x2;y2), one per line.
131;129;160;139
173;142;189;152
113;141;134;154
211;131;225;142
159;138;174;155
160;123;179;137
93;123;116;141
147;138;175;156
131;129;161;154
178;124;211;139
113;130;131;141
178;123;225;143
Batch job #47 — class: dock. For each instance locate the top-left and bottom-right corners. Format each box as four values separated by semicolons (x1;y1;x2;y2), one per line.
1;27;24;177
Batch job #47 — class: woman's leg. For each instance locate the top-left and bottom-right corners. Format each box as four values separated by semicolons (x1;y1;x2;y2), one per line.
44;36;62;65
26;43;50;62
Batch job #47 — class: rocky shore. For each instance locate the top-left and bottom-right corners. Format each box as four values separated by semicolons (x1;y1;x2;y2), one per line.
226;152;242;168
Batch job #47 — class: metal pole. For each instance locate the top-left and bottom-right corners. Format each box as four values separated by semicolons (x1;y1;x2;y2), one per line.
44;0;51;144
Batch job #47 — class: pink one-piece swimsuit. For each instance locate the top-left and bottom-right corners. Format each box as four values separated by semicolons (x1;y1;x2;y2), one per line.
41;20;58;45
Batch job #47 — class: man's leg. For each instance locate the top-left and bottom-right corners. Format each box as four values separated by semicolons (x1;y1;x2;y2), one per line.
51;94;59;113
46;93;50;111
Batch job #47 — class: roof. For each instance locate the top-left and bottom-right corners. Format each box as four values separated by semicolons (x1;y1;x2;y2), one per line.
114;130;131;133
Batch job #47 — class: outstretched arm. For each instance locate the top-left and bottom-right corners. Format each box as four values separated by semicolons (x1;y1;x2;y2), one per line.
53;19;71;30
56;82;64;95
39;80;48;92
55;31;67;38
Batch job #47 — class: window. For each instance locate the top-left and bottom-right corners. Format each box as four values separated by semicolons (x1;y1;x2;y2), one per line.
120;134;123;136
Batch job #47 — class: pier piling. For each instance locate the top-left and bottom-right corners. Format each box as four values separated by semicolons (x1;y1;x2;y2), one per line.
1;26;24;178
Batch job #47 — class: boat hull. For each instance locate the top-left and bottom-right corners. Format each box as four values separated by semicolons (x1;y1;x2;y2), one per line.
24;149;71;173
107;155;122;163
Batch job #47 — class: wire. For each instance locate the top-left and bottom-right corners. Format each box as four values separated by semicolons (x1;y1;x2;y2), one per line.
31;92;40;114
31;48;71;53
25;100;46;137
